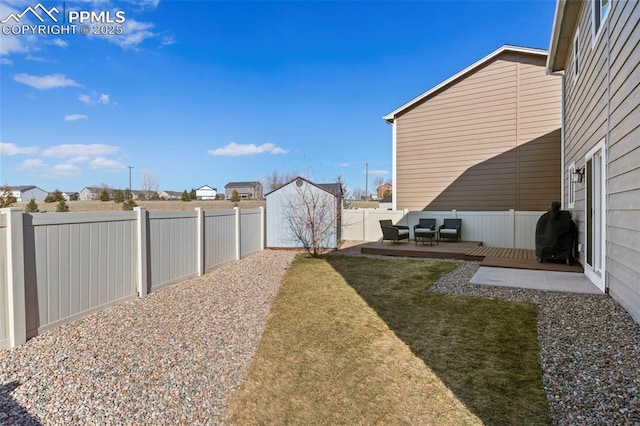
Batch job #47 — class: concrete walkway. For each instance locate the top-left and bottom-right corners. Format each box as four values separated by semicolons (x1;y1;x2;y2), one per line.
470;266;602;294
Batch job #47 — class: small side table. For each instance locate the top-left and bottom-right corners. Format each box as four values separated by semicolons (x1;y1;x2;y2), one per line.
414;229;438;246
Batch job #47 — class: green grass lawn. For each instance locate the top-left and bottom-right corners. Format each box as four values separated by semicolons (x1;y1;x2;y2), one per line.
228;255;549;425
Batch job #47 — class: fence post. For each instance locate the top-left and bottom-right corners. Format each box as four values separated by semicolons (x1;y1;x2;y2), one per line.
452;209;457;218
134;207;148;297
362;209;368;241
510;209;516;248
195;208;204;276
234;207;241;260
259;206;265;250
3;208;26;348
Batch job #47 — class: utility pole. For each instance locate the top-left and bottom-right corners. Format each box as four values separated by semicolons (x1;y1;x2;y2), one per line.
365;162;368;200
127;165;133;200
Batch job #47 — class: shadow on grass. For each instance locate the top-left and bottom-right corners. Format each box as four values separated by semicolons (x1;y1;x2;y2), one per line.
324;255;550;426
0;381;42;425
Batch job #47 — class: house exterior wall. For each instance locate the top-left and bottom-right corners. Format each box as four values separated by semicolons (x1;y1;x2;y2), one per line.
561;0;640;322
394;51;562;211
79;188;96;201
12;188;47;202
195;186;217;200
225;183;264;200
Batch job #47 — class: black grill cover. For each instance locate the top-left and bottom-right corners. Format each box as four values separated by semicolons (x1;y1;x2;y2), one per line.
535;202;577;263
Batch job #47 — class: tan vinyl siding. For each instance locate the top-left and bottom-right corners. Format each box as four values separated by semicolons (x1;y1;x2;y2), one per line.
562;0;640;322
395;52;561;211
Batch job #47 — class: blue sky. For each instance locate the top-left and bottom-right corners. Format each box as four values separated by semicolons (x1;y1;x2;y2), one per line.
1;0;556;196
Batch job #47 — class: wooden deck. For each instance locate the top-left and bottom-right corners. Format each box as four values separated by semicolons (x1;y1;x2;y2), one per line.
361;241;483;260
359;241;583;272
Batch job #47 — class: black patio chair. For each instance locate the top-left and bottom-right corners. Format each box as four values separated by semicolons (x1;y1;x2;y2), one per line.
379;219;410;244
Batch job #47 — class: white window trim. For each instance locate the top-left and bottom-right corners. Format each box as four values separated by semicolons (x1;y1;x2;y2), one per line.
592;0;611;47
573;28;580;80
568;162;576;209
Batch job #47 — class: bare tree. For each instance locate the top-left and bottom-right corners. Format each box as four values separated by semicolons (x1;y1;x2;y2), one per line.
350;187;366;200
372;176;385;190
140;171;159;200
264;169;303;192
283;179;338;257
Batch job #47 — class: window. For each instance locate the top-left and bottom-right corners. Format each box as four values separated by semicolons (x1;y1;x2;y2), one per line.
573;29;580;78
593;0;610;40
568;163;577;208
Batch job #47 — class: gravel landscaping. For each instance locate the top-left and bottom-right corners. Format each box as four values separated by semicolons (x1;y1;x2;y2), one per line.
0;250;296;425
336;242;640;425
2;244;639;425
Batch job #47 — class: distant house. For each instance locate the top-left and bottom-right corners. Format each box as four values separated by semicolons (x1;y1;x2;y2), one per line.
546;0;640;322
376;183;392;200
159;190;183;200
79;187;115;200
80;187;102;200
195;185;217;200
8;185;48;202
266;177;343;249
383;45;562;211
224;181;264;200
61;192;79;201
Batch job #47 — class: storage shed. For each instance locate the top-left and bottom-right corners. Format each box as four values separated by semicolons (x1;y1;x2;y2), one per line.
266;177;342;249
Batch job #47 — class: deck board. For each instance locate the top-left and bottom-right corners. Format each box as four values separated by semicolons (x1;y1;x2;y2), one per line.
357;241;583;273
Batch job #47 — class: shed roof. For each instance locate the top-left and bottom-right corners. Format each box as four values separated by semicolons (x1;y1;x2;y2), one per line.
265;177;342;197
383;45;548;123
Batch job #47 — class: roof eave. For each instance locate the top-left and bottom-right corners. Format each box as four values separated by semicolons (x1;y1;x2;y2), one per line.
382;45;549;122
546;0;581;74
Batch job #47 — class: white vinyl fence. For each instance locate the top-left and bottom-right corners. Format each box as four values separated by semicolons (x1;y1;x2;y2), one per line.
0;206;264;350
342;209;544;249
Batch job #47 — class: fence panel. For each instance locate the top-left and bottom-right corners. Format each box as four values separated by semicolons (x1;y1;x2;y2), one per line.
22;212;137;338
455;211;513;247
204;210;236;270
515;212;543;249
240;209;262;257
148;211;198;291
0;215;8;348
343;209;544;248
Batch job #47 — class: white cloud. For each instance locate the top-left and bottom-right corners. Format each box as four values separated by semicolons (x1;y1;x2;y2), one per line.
42;143;119;158
51;39;68;48
102;19;156;49
15;158;82;176
51;163;82;176
89;157;126;172
78;92;113;105
68;155;90;163
0;142;39;156
16;158;47;173
0;58;13;65
64;114;88;121
338;163;350;167
14;73;82;90
367;169;390;176
0;4;27;55
208;142;288;157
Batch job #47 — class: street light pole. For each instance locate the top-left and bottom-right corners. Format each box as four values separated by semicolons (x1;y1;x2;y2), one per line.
365;162;368;200
127;165;133;200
